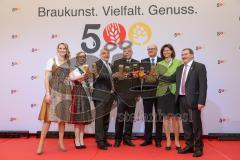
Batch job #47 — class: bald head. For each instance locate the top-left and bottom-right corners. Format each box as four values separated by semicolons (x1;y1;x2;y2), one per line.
147;43;158;58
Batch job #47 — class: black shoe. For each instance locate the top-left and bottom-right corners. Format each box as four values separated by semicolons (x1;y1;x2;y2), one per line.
97;144;108;150
74;140;81;149
176;146;181;151
193;150;203;157
123;140;136;146
140;141;152;146
104;141;112;147
114;141;121;147
155;141;162;148
178;146;194;154
165;146;171;150
79;145;87;149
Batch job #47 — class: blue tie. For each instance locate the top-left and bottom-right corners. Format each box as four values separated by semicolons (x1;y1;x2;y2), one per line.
151;58;155;65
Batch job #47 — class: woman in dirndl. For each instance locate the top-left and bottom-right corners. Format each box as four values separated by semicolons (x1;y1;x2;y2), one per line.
37;43;72;155
69;51;92;149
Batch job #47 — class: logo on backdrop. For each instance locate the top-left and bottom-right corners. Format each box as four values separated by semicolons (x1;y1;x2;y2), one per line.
31;48;40;53
217;59;225;64
174;32;183;37
31;104;38;108
218;89;227;93
128;22;152;46
11;34;19;39
80;22;152;53
9;117;17;122
103;23;126;44
217;1;224;8
51;34;59;39
217;32;224;37
31;75;39;80
11;89;19;94
12;7;20;12
11;61;21;66
196;46;204;51
219;118;229;123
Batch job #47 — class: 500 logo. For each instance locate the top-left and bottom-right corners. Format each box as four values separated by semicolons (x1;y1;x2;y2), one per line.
80;22;152;54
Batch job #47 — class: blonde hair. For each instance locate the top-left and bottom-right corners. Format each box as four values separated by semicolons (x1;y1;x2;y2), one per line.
76;51;87;65
57;42;71;61
76;51;86;57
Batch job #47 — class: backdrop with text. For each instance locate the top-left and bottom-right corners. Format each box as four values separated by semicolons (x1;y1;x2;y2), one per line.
1;0;240;134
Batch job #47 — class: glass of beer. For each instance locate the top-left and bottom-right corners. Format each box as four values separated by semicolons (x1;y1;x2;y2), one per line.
139;66;145;78
92;63;97;72
119;64;124;73
133;64;138;72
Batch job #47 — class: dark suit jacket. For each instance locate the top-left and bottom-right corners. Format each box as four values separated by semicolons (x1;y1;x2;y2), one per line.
141;57;162;85
141;57;162;73
93;59;113;102
139;57;162;99
113;58;141;101
160;61;207;108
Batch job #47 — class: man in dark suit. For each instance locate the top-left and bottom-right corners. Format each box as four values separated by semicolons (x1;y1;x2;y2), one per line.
140;44;163;147
93;48;115;150
112;46;140;147
159;48;207;157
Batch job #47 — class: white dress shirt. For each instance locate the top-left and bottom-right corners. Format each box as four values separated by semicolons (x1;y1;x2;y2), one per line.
101;59;112;74
149;56;157;65
101;59;114;91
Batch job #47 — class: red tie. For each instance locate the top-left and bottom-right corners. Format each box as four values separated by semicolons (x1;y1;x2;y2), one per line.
181;65;188;95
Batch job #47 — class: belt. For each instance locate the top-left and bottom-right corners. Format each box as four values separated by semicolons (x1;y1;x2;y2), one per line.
179;95;186;98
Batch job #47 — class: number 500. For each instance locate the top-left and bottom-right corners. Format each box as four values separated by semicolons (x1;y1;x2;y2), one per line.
81;24;132;54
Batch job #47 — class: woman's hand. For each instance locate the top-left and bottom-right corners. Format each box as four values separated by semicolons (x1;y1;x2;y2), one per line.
84;72;90;80
90;87;94;94
77;74;86;83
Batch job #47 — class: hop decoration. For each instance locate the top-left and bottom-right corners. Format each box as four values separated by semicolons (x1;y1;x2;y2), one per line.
128;22;152;46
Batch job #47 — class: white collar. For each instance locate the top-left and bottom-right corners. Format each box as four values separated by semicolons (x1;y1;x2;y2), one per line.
54;56;60;66
185;59;193;67
101;59;108;64
125;58;132;63
149;56;157;61
165;58;173;66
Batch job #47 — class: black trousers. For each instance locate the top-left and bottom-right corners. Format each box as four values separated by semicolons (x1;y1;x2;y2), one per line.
179;96;203;151
94;97;114;144
142;98;163;142
115;99;136;141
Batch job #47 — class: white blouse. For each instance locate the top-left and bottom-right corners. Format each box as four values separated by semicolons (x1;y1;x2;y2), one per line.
45;56;61;71
72;67;84;76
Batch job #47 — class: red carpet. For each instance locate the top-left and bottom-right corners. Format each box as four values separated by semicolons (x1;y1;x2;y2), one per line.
0;137;239;160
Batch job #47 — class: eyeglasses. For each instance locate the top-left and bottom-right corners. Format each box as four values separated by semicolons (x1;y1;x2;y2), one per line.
77;56;86;58
147;48;156;51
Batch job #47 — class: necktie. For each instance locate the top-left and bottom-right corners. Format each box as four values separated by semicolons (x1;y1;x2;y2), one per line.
180;65;188;95
151;58;155;65
105;61;112;74
105;61;114;91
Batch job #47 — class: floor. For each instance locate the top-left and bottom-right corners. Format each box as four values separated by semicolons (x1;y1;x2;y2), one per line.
0;137;239;160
